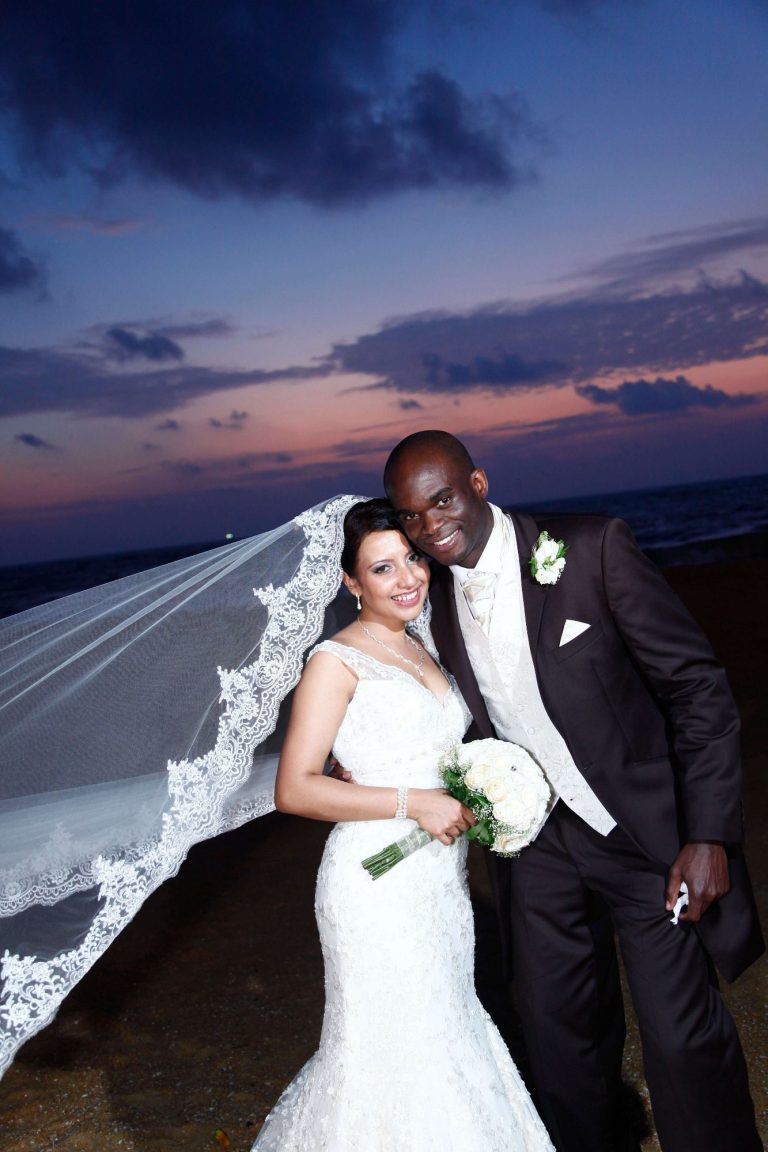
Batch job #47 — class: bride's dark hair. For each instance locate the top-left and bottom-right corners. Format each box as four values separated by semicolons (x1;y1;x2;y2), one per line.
341;499;405;576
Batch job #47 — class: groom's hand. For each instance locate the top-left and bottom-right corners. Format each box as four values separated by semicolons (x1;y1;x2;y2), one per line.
326;755;353;783
665;841;730;922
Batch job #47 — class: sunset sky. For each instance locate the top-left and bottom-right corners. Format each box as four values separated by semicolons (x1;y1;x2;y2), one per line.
1;0;767;564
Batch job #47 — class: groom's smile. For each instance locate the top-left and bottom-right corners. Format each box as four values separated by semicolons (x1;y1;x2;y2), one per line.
429;527;461;552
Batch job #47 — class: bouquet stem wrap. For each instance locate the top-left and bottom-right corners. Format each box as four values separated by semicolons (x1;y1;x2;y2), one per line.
361;827;432;879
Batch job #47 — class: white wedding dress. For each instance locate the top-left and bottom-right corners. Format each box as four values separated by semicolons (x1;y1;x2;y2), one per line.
252;641;553;1152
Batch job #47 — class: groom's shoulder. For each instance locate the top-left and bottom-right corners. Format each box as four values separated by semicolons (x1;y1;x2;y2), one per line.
509;511;641;567
511;509;617;542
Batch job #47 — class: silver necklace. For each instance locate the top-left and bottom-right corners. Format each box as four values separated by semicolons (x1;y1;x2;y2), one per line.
357;619;425;678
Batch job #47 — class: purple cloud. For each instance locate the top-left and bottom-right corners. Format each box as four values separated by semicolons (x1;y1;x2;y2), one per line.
105;327;184;363
209;409;249;431
576;375;759;415
0;225;46;296
13;432;57;450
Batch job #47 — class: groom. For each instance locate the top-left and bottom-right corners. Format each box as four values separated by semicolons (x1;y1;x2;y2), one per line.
383;430;763;1152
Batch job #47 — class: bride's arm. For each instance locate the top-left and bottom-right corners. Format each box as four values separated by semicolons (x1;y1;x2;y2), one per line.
275;651;473;845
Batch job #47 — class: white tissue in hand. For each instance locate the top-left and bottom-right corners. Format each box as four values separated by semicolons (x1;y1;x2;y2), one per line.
670;882;688;924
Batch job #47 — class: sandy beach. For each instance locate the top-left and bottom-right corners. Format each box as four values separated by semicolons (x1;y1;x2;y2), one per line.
1;557;766;1151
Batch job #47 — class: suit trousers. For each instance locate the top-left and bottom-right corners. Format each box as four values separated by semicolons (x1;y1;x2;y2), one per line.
502;803;762;1152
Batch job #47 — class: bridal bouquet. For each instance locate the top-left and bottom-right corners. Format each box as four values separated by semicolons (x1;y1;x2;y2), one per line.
362;738;550;880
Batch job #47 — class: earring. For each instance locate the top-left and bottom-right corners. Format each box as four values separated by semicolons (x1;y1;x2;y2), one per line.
356;594;361;612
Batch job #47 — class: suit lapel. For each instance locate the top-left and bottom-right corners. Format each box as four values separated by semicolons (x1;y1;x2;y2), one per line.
507;510;547;658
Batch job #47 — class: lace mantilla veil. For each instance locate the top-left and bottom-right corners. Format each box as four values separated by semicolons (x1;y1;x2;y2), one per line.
0;494;429;1079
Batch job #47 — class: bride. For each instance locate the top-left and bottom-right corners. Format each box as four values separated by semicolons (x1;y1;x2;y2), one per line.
252;498;553;1151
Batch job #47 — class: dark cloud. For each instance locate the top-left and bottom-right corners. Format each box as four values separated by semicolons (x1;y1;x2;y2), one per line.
0;224;46;295
156;318;236;340
13;432;56;449
154;418;181;432
105;327;185;363
0;1;543;208
89;317;235;342
209;409;249;430
397;398;423;410
331;274;768;394
160;448;295;480
570;217;768;293
231;449;295;469
421;351;566;391
162;460;208;477
0;344;329;419
85;317;236;361
576;375;759;415
333;438;390;458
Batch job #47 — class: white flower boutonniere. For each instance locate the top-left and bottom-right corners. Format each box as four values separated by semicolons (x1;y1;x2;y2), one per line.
529;530;567;585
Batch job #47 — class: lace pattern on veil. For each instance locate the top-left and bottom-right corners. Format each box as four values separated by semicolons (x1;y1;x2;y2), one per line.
0;495;360;1078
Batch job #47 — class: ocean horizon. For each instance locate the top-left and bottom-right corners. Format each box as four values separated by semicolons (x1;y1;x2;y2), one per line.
2;471;767;620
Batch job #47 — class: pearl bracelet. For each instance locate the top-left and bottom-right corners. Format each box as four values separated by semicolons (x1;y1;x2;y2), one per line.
395;785;409;820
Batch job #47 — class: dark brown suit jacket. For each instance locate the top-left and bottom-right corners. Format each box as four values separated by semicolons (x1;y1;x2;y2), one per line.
429;510;764;981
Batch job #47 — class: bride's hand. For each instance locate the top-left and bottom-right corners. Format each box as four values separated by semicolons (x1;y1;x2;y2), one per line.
408;789;476;846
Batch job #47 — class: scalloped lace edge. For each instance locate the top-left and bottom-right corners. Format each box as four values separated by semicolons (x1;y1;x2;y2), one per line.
0;496;357;1079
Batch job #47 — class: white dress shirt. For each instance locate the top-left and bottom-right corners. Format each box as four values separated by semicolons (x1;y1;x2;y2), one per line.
452;504;616;836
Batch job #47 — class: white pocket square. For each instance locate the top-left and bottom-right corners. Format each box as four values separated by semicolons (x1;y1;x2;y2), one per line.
559;619;591;647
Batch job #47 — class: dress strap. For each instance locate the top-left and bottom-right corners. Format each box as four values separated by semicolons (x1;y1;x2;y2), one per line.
308;639;408;682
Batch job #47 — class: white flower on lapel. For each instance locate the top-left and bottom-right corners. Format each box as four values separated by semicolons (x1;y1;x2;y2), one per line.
529;530;567;585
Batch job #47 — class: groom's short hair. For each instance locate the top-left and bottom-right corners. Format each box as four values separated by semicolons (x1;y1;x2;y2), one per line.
383;430;476;494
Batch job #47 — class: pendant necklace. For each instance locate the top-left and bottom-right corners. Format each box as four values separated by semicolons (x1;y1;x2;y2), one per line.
357;619;425;678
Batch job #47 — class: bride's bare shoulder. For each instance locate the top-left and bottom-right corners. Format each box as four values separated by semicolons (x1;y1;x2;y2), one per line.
325;622;363;650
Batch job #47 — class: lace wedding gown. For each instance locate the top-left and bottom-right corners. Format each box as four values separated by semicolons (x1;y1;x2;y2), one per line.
252;641;553;1152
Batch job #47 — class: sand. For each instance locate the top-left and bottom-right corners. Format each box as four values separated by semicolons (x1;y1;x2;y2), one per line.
1;558;766;1151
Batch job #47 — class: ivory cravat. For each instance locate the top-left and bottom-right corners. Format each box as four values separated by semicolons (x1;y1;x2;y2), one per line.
461;571;497;634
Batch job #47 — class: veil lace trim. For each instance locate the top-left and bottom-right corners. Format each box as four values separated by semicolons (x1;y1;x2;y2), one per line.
0;495;359;1079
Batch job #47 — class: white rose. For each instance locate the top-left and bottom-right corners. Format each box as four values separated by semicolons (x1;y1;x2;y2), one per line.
492;830;529;855
464;762;490;791
493;779;547;829
535;538;560;564
536;556;565;585
465;739;510;770
483;771;513;803
493;797;525;828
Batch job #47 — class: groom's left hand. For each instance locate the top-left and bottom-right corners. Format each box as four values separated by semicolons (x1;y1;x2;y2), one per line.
326;755;353;782
665;841;730;922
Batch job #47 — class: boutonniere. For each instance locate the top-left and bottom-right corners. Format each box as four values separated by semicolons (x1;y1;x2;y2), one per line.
529;530;567;585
